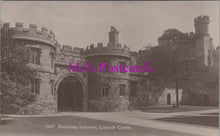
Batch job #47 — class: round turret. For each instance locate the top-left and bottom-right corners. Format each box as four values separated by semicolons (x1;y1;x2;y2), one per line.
83;43;130;59
84;26;130;59
84;27;131;111
2;22;56;47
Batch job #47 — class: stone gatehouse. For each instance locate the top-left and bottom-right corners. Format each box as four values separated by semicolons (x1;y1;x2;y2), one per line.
1;15;218;114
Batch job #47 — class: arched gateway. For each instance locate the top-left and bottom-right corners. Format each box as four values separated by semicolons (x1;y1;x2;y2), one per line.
55;73;87;112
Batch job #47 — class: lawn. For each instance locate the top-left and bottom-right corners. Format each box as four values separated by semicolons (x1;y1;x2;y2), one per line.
138;105;217;113
0;115;199;136
156;115;219;127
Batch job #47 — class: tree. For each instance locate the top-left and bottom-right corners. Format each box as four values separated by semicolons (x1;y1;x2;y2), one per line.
0;25;36;113
137;29;198;107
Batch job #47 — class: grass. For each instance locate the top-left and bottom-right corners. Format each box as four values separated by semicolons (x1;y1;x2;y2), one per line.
156;115;219;127
139;105;217;113
0;115;199;136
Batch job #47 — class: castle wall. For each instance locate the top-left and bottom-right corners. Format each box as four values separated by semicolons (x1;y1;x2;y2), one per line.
30;72;56;114
54;44;88;111
2;15;218;114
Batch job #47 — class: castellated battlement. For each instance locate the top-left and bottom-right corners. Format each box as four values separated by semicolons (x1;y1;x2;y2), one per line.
83;42;130;59
3;22;57;47
183;32;195;38
60;44;84;54
83;26;130;59
194;15;210;26
194;15;210;36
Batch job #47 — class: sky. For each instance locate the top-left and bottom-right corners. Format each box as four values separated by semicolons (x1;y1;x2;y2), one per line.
1;1;219;51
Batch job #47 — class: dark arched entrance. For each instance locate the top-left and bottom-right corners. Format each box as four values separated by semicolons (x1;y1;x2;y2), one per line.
57;76;83;111
167;94;171;105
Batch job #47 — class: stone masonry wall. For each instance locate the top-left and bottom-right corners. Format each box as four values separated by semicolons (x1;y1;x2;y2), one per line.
87;56;130;111
158;88;183;106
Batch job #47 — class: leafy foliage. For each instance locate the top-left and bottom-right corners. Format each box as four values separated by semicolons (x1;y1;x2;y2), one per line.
135;28;219;106
0;27;36;113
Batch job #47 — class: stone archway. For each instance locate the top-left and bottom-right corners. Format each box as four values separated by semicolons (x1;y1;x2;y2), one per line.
55;73;87;112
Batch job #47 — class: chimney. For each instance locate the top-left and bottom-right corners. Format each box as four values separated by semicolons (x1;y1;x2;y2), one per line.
109;26;119;45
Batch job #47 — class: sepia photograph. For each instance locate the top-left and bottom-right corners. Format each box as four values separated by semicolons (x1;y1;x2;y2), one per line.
0;1;219;136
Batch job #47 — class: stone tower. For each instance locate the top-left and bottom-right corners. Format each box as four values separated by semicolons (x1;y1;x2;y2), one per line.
194;15;214;67
194;15;210;36
84;27;130;111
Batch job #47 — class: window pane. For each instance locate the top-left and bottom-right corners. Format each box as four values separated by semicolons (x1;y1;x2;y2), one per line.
31;80;34;93
36;51;40;65
101;85;109;96
50;54;54;68
119;84;126;96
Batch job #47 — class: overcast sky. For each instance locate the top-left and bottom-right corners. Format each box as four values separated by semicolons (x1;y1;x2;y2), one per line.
1;1;219;51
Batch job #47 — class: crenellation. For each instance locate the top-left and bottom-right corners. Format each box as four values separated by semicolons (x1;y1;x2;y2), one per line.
194;15;209;23
50;30;55;38
107;42;114;47
117;43;122;48
97;43;103;47
15;22;23;31
124;45;130;51
42;27;48;33
3;23;10;29
15;22;23;28
90;44;94;49
62;45;72;50
2;22;57;46
58;44;84;55
80;48;84;53
74;47;81;53
22;28;30;32
190;32;194;36
29;24;37;30
84;42;130;59
37;31;43;34
56;42;61;50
